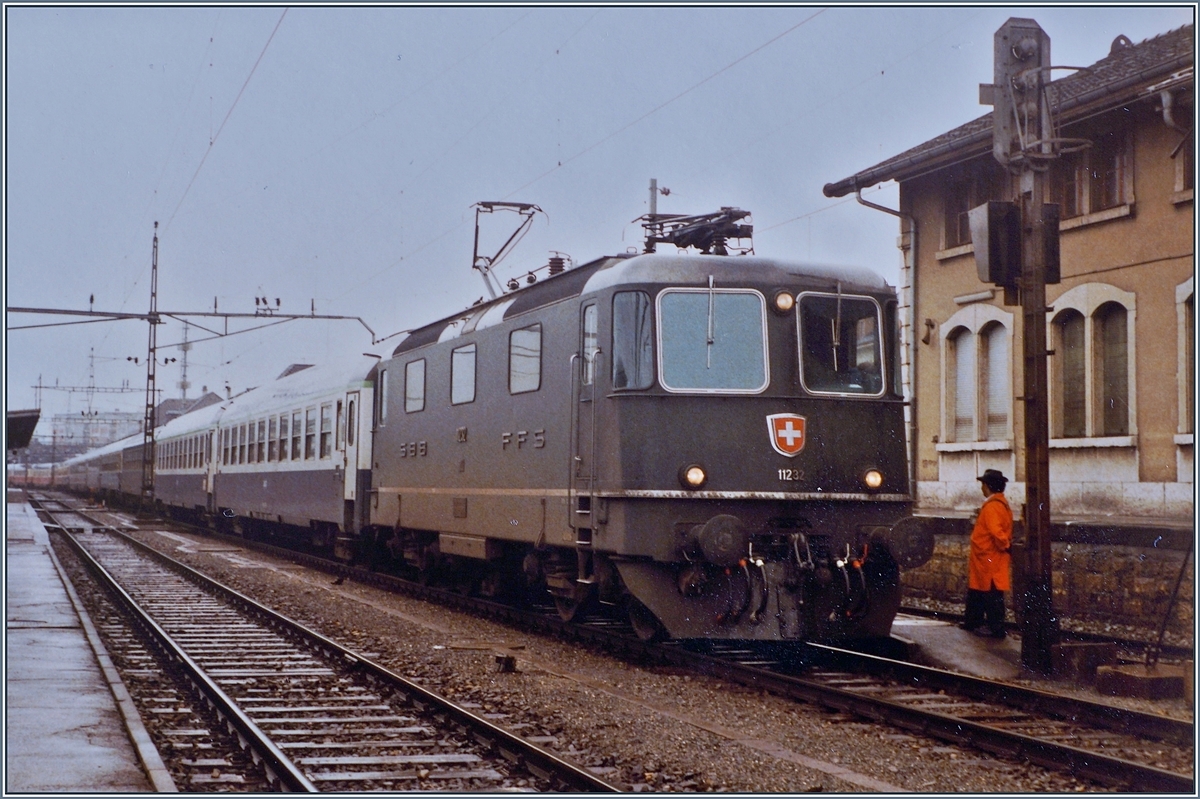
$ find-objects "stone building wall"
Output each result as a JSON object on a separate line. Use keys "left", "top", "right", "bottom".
{"left": 902, "top": 534, "right": 1194, "bottom": 640}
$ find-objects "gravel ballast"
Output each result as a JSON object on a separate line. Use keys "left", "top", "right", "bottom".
{"left": 129, "top": 527, "right": 1177, "bottom": 793}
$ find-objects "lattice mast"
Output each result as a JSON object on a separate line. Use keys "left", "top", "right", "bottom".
{"left": 140, "top": 222, "right": 160, "bottom": 507}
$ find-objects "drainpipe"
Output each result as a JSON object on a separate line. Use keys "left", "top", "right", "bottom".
{"left": 855, "top": 187, "right": 919, "bottom": 507}
{"left": 1160, "top": 89, "right": 1188, "bottom": 133}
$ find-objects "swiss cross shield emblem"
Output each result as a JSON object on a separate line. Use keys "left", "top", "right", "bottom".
{"left": 767, "top": 414, "right": 806, "bottom": 457}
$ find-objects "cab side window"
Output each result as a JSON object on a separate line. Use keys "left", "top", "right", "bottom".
{"left": 509, "top": 325, "right": 541, "bottom": 394}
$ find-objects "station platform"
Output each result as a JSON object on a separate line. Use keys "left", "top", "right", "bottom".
{"left": 5, "top": 493, "right": 171, "bottom": 792}
{"left": 892, "top": 614, "right": 1023, "bottom": 681}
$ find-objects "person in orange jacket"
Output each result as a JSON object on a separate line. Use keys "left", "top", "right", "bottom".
{"left": 961, "top": 469, "right": 1012, "bottom": 638}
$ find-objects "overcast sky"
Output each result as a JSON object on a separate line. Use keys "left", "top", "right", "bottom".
{"left": 5, "top": 4, "right": 1194, "bottom": 443}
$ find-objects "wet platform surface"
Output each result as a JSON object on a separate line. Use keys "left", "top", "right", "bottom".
{"left": 892, "top": 614, "right": 1024, "bottom": 681}
{"left": 5, "top": 496, "right": 155, "bottom": 792}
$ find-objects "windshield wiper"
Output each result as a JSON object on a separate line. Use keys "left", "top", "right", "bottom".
{"left": 706, "top": 275, "right": 715, "bottom": 369}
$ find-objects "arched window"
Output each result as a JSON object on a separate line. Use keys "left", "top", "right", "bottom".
{"left": 939, "top": 304, "right": 1013, "bottom": 449}
{"left": 1048, "top": 283, "right": 1136, "bottom": 441}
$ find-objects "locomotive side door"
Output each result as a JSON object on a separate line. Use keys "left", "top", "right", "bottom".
{"left": 569, "top": 302, "right": 600, "bottom": 533}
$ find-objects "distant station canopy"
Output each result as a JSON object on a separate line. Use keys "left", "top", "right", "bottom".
{"left": 7, "top": 409, "right": 41, "bottom": 451}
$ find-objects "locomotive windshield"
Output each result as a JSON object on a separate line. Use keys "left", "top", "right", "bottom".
{"left": 657, "top": 288, "right": 768, "bottom": 392}
{"left": 798, "top": 292, "right": 884, "bottom": 395}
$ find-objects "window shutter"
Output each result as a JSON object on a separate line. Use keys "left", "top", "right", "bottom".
{"left": 1060, "top": 312, "right": 1086, "bottom": 437}
{"left": 953, "top": 330, "right": 976, "bottom": 442}
{"left": 1097, "top": 303, "right": 1128, "bottom": 436}
{"left": 983, "top": 325, "right": 1009, "bottom": 440}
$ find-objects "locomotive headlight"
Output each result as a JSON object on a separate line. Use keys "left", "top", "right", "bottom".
{"left": 863, "top": 469, "right": 884, "bottom": 490}
{"left": 680, "top": 464, "right": 708, "bottom": 490}
{"left": 772, "top": 291, "right": 796, "bottom": 314}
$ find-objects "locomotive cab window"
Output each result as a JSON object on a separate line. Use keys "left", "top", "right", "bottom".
{"left": 582, "top": 305, "right": 599, "bottom": 386}
{"left": 451, "top": 343, "right": 476, "bottom": 405}
{"left": 797, "top": 292, "right": 885, "bottom": 395}
{"left": 656, "top": 287, "right": 768, "bottom": 393}
{"left": 509, "top": 324, "right": 541, "bottom": 394}
{"left": 405, "top": 360, "right": 425, "bottom": 412}
{"left": 612, "top": 291, "right": 653, "bottom": 390}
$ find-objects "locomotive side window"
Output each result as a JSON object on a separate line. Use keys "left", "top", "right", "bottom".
{"left": 347, "top": 400, "right": 356, "bottom": 446}
{"left": 257, "top": 420, "right": 266, "bottom": 462}
{"left": 291, "top": 411, "right": 302, "bottom": 460}
{"left": 405, "top": 360, "right": 425, "bottom": 412}
{"left": 221, "top": 428, "right": 228, "bottom": 465}
{"left": 379, "top": 369, "right": 388, "bottom": 424}
{"left": 657, "top": 288, "right": 768, "bottom": 392}
{"left": 269, "top": 417, "right": 278, "bottom": 462}
{"left": 797, "top": 292, "right": 885, "bottom": 395}
{"left": 239, "top": 424, "right": 247, "bottom": 464}
{"left": 582, "top": 305, "right": 598, "bottom": 385}
{"left": 305, "top": 407, "right": 317, "bottom": 459}
{"left": 320, "top": 403, "right": 333, "bottom": 458}
{"left": 612, "top": 291, "right": 653, "bottom": 390}
{"left": 248, "top": 422, "right": 258, "bottom": 464}
{"left": 451, "top": 343, "right": 476, "bottom": 405}
{"left": 509, "top": 325, "right": 541, "bottom": 394}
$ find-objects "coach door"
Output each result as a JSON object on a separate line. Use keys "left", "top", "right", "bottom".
{"left": 342, "top": 392, "right": 360, "bottom": 502}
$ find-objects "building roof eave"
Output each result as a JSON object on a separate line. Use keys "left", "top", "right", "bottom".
{"left": 823, "top": 30, "right": 1194, "bottom": 199}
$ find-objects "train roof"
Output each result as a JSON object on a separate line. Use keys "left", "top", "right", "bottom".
{"left": 392, "top": 252, "right": 891, "bottom": 356}
{"left": 214, "top": 355, "right": 377, "bottom": 425}
{"left": 60, "top": 430, "right": 144, "bottom": 466}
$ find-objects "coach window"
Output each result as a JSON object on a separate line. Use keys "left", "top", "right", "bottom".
{"left": 269, "top": 417, "right": 278, "bottom": 461}
{"left": 291, "top": 411, "right": 302, "bottom": 460}
{"left": 320, "top": 403, "right": 333, "bottom": 458}
{"left": 452, "top": 343, "right": 477, "bottom": 405}
{"left": 249, "top": 422, "right": 258, "bottom": 464}
{"left": 658, "top": 288, "right": 768, "bottom": 392}
{"left": 347, "top": 399, "right": 357, "bottom": 446}
{"left": 278, "top": 414, "right": 289, "bottom": 461}
{"left": 256, "top": 420, "right": 266, "bottom": 462}
{"left": 612, "top": 291, "right": 653, "bottom": 390}
{"left": 305, "top": 407, "right": 317, "bottom": 459}
{"left": 336, "top": 400, "right": 345, "bottom": 451}
{"left": 221, "top": 428, "right": 229, "bottom": 465}
{"left": 238, "top": 424, "right": 247, "bottom": 464}
{"left": 510, "top": 325, "right": 542, "bottom": 394}
{"left": 797, "top": 292, "right": 884, "bottom": 395}
{"left": 405, "top": 360, "right": 425, "bottom": 412}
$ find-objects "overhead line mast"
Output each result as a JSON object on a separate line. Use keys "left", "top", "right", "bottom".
{"left": 141, "top": 222, "right": 160, "bottom": 507}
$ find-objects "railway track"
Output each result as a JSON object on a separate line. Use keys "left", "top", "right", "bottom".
{"left": 38, "top": 492, "right": 1195, "bottom": 792}
{"left": 31, "top": 495, "right": 617, "bottom": 792}
{"left": 898, "top": 604, "right": 1195, "bottom": 662}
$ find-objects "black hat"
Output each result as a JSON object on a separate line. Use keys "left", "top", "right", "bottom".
{"left": 977, "top": 469, "right": 1008, "bottom": 492}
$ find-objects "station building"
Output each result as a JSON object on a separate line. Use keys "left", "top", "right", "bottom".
{"left": 825, "top": 22, "right": 1195, "bottom": 632}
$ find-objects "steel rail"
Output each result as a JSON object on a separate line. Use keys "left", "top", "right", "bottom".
{"left": 93, "top": 525, "right": 620, "bottom": 794}
{"left": 804, "top": 641, "right": 1194, "bottom": 746}
{"left": 55, "top": 494, "right": 1192, "bottom": 792}
{"left": 53, "top": 526, "right": 317, "bottom": 792}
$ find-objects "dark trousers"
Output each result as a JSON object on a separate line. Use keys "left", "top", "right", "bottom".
{"left": 964, "top": 588, "right": 1006, "bottom": 631}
